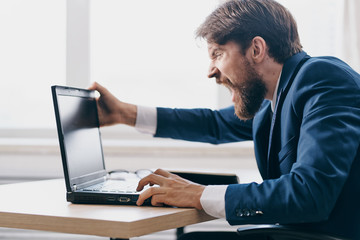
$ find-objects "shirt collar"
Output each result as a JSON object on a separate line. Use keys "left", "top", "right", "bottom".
{"left": 271, "top": 70, "right": 282, "bottom": 112}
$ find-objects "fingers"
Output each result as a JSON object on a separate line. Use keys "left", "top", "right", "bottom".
{"left": 88, "top": 82, "right": 109, "bottom": 96}
{"left": 150, "top": 194, "right": 166, "bottom": 207}
{"left": 135, "top": 169, "right": 173, "bottom": 206}
{"left": 135, "top": 169, "right": 206, "bottom": 209}
{"left": 136, "top": 169, "right": 173, "bottom": 191}
{"left": 153, "top": 168, "right": 172, "bottom": 178}
{"left": 88, "top": 82, "right": 96, "bottom": 90}
{"left": 88, "top": 81, "right": 100, "bottom": 91}
{"left": 136, "top": 173, "right": 166, "bottom": 191}
{"left": 136, "top": 186, "right": 166, "bottom": 206}
{"left": 154, "top": 169, "right": 193, "bottom": 184}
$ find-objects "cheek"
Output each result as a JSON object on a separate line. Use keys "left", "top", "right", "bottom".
{"left": 216, "top": 57, "right": 232, "bottom": 73}
{"left": 225, "top": 62, "right": 245, "bottom": 83}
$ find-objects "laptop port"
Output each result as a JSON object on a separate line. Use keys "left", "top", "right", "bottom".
{"left": 119, "top": 197, "right": 131, "bottom": 202}
{"left": 107, "top": 197, "right": 116, "bottom": 201}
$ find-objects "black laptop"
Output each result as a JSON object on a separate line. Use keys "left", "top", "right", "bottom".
{"left": 51, "top": 85, "right": 150, "bottom": 205}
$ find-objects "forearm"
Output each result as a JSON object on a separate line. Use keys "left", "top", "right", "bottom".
{"left": 117, "top": 102, "right": 137, "bottom": 127}
{"left": 155, "top": 106, "right": 253, "bottom": 144}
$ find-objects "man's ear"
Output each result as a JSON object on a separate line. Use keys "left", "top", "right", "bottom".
{"left": 250, "top": 36, "right": 267, "bottom": 63}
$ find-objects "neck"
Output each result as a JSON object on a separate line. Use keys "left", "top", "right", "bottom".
{"left": 257, "top": 58, "right": 283, "bottom": 100}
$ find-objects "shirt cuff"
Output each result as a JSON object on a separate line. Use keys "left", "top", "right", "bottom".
{"left": 200, "top": 185, "right": 228, "bottom": 219}
{"left": 135, "top": 105, "right": 157, "bottom": 135}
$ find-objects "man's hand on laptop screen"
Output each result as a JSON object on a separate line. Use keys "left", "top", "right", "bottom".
{"left": 136, "top": 168, "right": 206, "bottom": 209}
{"left": 88, "top": 82, "right": 138, "bottom": 127}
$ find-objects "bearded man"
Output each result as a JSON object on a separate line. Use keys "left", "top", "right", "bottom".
{"left": 89, "top": 0, "right": 360, "bottom": 239}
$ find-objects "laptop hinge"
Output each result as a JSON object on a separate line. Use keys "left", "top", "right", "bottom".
{"left": 71, "top": 176, "right": 106, "bottom": 191}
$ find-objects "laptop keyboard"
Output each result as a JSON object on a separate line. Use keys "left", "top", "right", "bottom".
{"left": 82, "top": 180, "right": 139, "bottom": 193}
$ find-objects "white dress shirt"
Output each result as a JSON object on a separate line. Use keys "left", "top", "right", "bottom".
{"left": 134, "top": 73, "right": 281, "bottom": 219}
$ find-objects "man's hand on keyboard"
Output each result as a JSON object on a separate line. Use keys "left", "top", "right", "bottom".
{"left": 136, "top": 168, "right": 205, "bottom": 210}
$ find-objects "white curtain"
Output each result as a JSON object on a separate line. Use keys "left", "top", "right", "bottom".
{"left": 342, "top": 0, "right": 360, "bottom": 72}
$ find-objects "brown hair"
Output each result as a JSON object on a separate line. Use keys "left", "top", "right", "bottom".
{"left": 196, "top": 0, "right": 302, "bottom": 63}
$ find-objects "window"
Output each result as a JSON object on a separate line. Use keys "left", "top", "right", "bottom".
{"left": 89, "top": 0, "right": 346, "bottom": 111}
{"left": 0, "top": 0, "right": 349, "bottom": 133}
{"left": 0, "top": 0, "right": 65, "bottom": 129}
{"left": 278, "top": 0, "right": 344, "bottom": 58}
{"left": 90, "top": 0, "right": 220, "bottom": 109}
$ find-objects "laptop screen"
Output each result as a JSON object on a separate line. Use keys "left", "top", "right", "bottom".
{"left": 53, "top": 86, "right": 106, "bottom": 186}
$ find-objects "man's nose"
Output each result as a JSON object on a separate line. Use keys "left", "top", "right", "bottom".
{"left": 207, "top": 65, "right": 219, "bottom": 79}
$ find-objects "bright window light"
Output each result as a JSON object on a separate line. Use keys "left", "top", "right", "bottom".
{"left": 0, "top": 0, "right": 66, "bottom": 129}
{"left": 0, "top": 0, "right": 346, "bottom": 131}
{"left": 90, "top": 0, "right": 220, "bottom": 108}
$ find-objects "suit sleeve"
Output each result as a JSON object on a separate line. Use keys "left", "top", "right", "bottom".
{"left": 224, "top": 59, "right": 360, "bottom": 225}
{"left": 154, "top": 106, "right": 253, "bottom": 144}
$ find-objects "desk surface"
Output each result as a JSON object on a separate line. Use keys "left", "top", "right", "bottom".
{"left": 0, "top": 179, "right": 215, "bottom": 239}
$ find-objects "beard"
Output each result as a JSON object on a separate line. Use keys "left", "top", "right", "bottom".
{"left": 232, "top": 61, "right": 267, "bottom": 120}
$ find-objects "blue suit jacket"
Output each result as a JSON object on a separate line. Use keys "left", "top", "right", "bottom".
{"left": 154, "top": 52, "right": 360, "bottom": 239}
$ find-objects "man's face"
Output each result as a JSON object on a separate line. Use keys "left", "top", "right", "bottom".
{"left": 207, "top": 41, "right": 267, "bottom": 120}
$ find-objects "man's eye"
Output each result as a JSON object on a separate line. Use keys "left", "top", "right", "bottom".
{"left": 212, "top": 51, "right": 222, "bottom": 59}
{"left": 226, "top": 79, "right": 234, "bottom": 87}
{"left": 215, "top": 52, "right": 222, "bottom": 58}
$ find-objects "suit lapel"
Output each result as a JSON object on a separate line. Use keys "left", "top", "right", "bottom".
{"left": 267, "top": 89, "right": 283, "bottom": 178}
{"left": 265, "top": 52, "right": 310, "bottom": 179}
{"left": 253, "top": 102, "right": 272, "bottom": 179}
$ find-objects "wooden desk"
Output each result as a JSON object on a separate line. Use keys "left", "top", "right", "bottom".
{"left": 0, "top": 179, "right": 215, "bottom": 239}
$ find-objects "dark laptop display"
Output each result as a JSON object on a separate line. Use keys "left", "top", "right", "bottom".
{"left": 52, "top": 85, "right": 149, "bottom": 205}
